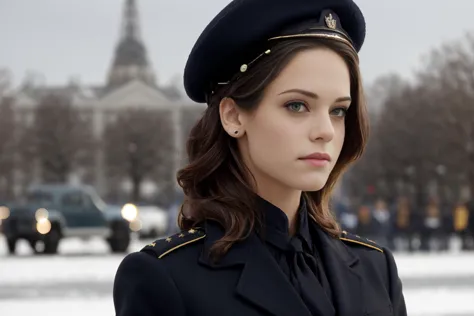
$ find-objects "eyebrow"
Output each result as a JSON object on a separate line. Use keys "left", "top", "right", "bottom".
{"left": 278, "top": 88, "right": 352, "bottom": 103}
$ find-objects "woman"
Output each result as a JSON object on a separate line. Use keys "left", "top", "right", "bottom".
{"left": 113, "top": 0, "right": 407, "bottom": 315}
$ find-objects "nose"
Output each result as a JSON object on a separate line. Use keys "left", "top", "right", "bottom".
{"left": 309, "top": 111, "right": 335, "bottom": 142}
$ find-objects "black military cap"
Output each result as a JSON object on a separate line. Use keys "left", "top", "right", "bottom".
{"left": 183, "top": 0, "right": 366, "bottom": 104}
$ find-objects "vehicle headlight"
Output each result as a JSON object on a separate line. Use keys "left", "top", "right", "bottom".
{"left": 36, "top": 218, "right": 52, "bottom": 235}
{"left": 121, "top": 203, "right": 138, "bottom": 222}
{"left": 35, "top": 208, "right": 49, "bottom": 221}
{"left": 0, "top": 206, "right": 10, "bottom": 220}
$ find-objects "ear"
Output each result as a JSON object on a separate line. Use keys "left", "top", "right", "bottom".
{"left": 219, "top": 97, "right": 245, "bottom": 137}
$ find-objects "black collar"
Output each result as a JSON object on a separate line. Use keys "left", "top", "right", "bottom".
{"left": 257, "top": 195, "right": 312, "bottom": 252}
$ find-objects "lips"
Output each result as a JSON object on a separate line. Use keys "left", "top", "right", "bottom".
{"left": 299, "top": 152, "right": 331, "bottom": 161}
{"left": 298, "top": 152, "right": 331, "bottom": 167}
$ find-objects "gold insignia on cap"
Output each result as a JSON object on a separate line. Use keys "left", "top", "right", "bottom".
{"left": 325, "top": 13, "right": 337, "bottom": 29}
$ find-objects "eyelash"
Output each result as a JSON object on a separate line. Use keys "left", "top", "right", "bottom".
{"left": 331, "top": 107, "right": 349, "bottom": 117}
{"left": 284, "top": 101, "right": 308, "bottom": 113}
{"left": 284, "top": 101, "right": 349, "bottom": 117}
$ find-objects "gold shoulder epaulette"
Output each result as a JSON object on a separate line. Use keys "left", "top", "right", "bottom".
{"left": 339, "top": 231, "right": 383, "bottom": 253}
{"left": 141, "top": 227, "right": 206, "bottom": 259}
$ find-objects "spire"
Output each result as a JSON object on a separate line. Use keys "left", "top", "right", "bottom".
{"left": 121, "top": 0, "right": 141, "bottom": 41}
{"left": 106, "top": 0, "right": 156, "bottom": 89}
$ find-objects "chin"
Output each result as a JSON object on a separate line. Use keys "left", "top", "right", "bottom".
{"left": 287, "top": 176, "right": 329, "bottom": 192}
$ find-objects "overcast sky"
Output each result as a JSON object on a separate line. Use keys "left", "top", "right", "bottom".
{"left": 1, "top": 0, "right": 474, "bottom": 88}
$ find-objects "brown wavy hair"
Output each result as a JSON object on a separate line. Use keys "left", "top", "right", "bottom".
{"left": 177, "top": 38, "right": 369, "bottom": 259}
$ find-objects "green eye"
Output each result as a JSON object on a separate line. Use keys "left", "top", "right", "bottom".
{"left": 331, "top": 107, "right": 348, "bottom": 117}
{"left": 285, "top": 101, "right": 307, "bottom": 113}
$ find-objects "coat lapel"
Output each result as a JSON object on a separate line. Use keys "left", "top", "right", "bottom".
{"left": 314, "top": 225, "right": 364, "bottom": 316}
{"left": 199, "top": 221, "right": 311, "bottom": 316}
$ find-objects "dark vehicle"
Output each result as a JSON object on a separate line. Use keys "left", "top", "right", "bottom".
{"left": 2, "top": 184, "right": 133, "bottom": 255}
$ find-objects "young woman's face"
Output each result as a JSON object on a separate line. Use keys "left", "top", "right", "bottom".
{"left": 238, "top": 48, "right": 351, "bottom": 193}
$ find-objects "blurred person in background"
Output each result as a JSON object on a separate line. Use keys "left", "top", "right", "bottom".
{"left": 439, "top": 198, "right": 452, "bottom": 251}
{"left": 355, "top": 204, "right": 377, "bottom": 240}
{"left": 371, "top": 198, "right": 394, "bottom": 250}
{"left": 335, "top": 200, "right": 358, "bottom": 232}
{"left": 420, "top": 197, "right": 444, "bottom": 252}
{"left": 113, "top": 0, "right": 406, "bottom": 315}
{"left": 453, "top": 199, "right": 473, "bottom": 250}
{"left": 393, "top": 196, "right": 415, "bottom": 252}
{"left": 467, "top": 199, "right": 474, "bottom": 250}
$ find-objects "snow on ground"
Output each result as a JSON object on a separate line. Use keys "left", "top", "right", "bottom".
{"left": 394, "top": 252, "right": 474, "bottom": 278}
{"left": 0, "top": 237, "right": 144, "bottom": 284}
{"left": 405, "top": 288, "right": 474, "bottom": 315}
{"left": 1, "top": 236, "right": 474, "bottom": 316}
{"left": 0, "top": 298, "right": 114, "bottom": 316}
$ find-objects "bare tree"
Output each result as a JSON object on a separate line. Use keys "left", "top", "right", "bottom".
{"left": 19, "top": 70, "right": 46, "bottom": 92}
{"left": 378, "top": 85, "right": 440, "bottom": 206}
{"left": 346, "top": 32, "right": 474, "bottom": 206}
{"left": 21, "top": 94, "right": 94, "bottom": 183}
{"left": 0, "top": 70, "right": 15, "bottom": 199}
{"left": 347, "top": 78, "right": 440, "bottom": 206}
{"left": 365, "top": 73, "right": 406, "bottom": 117}
{"left": 416, "top": 33, "right": 474, "bottom": 197}
{"left": 103, "top": 109, "right": 174, "bottom": 203}
{"left": 0, "top": 97, "right": 16, "bottom": 199}
{"left": 0, "top": 68, "right": 12, "bottom": 97}
{"left": 346, "top": 76, "right": 413, "bottom": 202}
{"left": 180, "top": 106, "right": 205, "bottom": 153}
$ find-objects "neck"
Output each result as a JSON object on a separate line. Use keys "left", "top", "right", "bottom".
{"left": 240, "top": 144, "right": 302, "bottom": 235}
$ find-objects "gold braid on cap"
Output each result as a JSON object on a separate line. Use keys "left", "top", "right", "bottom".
{"left": 268, "top": 14, "right": 357, "bottom": 54}
{"left": 216, "top": 49, "right": 272, "bottom": 86}
{"left": 268, "top": 33, "right": 356, "bottom": 53}
{"left": 213, "top": 13, "right": 356, "bottom": 91}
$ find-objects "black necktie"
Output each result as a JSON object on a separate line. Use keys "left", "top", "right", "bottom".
{"left": 287, "top": 237, "right": 335, "bottom": 316}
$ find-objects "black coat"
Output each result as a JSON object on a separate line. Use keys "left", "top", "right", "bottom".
{"left": 113, "top": 221, "right": 406, "bottom": 316}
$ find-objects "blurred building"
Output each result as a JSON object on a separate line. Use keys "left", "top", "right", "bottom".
{"left": 8, "top": 0, "right": 205, "bottom": 199}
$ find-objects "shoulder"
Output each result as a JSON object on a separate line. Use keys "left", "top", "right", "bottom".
{"left": 113, "top": 251, "right": 186, "bottom": 315}
{"left": 115, "top": 227, "right": 206, "bottom": 279}
{"left": 140, "top": 227, "right": 206, "bottom": 259}
{"left": 339, "top": 230, "right": 384, "bottom": 253}
{"left": 338, "top": 231, "right": 407, "bottom": 314}
{"left": 338, "top": 231, "right": 388, "bottom": 279}
{"left": 113, "top": 227, "right": 205, "bottom": 316}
